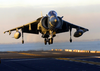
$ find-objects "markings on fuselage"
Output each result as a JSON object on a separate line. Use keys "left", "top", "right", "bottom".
{"left": 7, "top": 51, "right": 42, "bottom": 56}
{"left": 56, "top": 58, "right": 100, "bottom": 66}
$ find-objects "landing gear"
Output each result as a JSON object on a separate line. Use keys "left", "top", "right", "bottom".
{"left": 44, "top": 38, "right": 53, "bottom": 45}
{"left": 70, "top": 26, "right": 72, "bottom": 43}
{"left": 22, "top": 29, "right": 24, "bottom": 44}
{"left": 70, "top": 39, "right": 72, "bottom": 42}
{"left": 43, "top": 30, "right": 55, "bottom": 45}
{"left": 48, "top": 38, "right": 53, "bottom": 44}
{"left": 22, "top": 40, "right": 24, "bottom": 44}
{"left": 44, "top": 38, "right": 47, "bottom": 45}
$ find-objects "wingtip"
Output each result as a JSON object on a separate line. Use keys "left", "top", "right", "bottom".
{"left": 85, "top": 29, "right": 89, "bottom": 31}
{"left": 4, "top": 32, "right": 6, "bottom": 34}
{"left": 87, "top": 29, "right": 89, "bottom": 31}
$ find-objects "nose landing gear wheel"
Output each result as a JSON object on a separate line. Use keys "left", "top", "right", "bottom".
{"left": 48, "top": 38, "right": 53, "bottom": 44}
{"left": 44, "top": 38, "right": 53, "bottom": 45}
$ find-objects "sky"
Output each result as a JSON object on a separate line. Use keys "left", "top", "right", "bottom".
{"left": 0, "top": 0, "right": 100, "bottom": 44}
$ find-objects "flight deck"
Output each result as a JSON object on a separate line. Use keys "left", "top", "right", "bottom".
{"left": 0, "top": 50, "right": 100, "bottom": 71}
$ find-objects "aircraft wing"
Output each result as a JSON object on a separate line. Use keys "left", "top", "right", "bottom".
{"left": 4, "top": 17, "right": 42, "bottom": 34}
{"left": 56, "top": 20, "right": 89, "bottom": 33}
{"left": 64, "top": 20, "right": 89, "bottom": 31}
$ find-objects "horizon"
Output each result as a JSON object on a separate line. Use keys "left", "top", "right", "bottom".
{"left": 0, "top": 39, "right": 100, "bottom": 45}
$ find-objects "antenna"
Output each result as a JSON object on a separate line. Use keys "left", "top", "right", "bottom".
{"left": 41, "top": 12, "right": 43, "bottom": 17}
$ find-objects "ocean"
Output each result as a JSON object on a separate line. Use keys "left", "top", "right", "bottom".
{"left": 0, "top": 41, "right": 100, "bottom": 51}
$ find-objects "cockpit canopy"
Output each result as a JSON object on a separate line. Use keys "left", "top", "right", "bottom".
{"left": 48, "top": 10, "right": 57, "bottom": 17}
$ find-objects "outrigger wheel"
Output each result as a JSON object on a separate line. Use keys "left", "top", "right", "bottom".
{"left": 22, "top": 40, "right": 24, "bottom": 44}
{"left": 70, "top": 38, "right": 72, "bottom": 42}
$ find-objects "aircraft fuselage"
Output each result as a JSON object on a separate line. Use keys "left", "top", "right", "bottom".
{"left": 37, "top": 10, "right": 63, "bottom": 39}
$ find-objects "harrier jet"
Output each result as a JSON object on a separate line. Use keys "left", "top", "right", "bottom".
{"left": 4, "top": 10, "right": 89, "bottom": 45}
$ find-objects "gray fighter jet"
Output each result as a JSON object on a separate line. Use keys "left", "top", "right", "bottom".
{"left": 4, "top": 10, "right": 89, "bottom": 45}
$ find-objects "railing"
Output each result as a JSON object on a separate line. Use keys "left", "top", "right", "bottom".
{"left": 51, "top": 49, "right": 100, "bottom": 53}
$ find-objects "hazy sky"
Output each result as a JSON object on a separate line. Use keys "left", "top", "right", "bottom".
{"left": 0, "top": 0, "right": 100, "bottom": 44}
{"left": 0, "top": 0, "right": 100, "bottom": 7}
